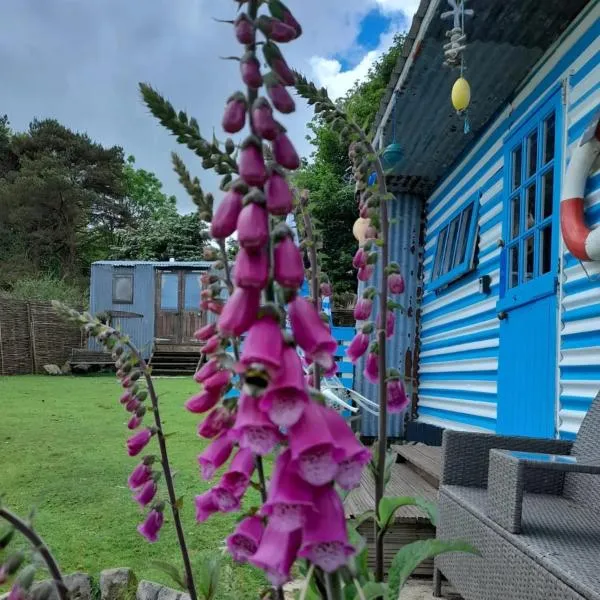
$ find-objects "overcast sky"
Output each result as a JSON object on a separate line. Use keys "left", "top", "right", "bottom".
{"left": 0, "top": 0, "right": 418, "bottom": 212}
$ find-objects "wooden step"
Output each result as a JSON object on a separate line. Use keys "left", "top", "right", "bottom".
{"left": 392, "top": 443, "right": 441, "bottom": 488}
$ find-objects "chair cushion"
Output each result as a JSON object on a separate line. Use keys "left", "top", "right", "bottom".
{"left": 443, "top": 485, "right": 600, "bottom": 599}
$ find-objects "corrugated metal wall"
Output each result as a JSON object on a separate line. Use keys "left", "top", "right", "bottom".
{"left": 89, "top": 263, "right": 156, "bottom": 359}
{"left": 354, "top": 193, "right": 424, "bottom": 438}
{"left": 416, "top": 8, "right": 599, "bottom": 434}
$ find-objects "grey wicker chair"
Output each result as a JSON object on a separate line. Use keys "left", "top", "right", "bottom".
{"left": 434, "top": 391, "right": 600, "bottom": 600}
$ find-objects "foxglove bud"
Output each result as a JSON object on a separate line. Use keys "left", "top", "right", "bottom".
{"left": 268, "top": 0, "right": 302, "bottom": 38}
{"left": 210, "top": 181, "right": 246, "bottom": 239}
{"left": 320, "top": 282, "right": 332, "bottom": 297}
{"left": 264, "top": 169, "right": 293, "bottom": 215}
{"left": 274, "top": 236, "right": 304, "bottom": 289}
{"left": 239, "top": 137, "right": 267, "bottom": 186}
{"left": 263, "top": 42, "right": 295, "bottom": 86}
{"left": 240, "top": 52, "right": 263, "bottom": 89}
{"left": 256, "top": 15, "right": 296, "bottom": 43}
{"left": 222, "top": 92, "right": 247, "bottom": 134}
{"left": 272, "top": 130, "right": 299, "bottom": 170}
{"left": 252, "top": 97, "right": 279, "bottom": 140}
{"left": 388, "top": 273, "right": 405, "bottom": 294}
{"left": 237, "top": 201, "right": 269, "bottom": 251}
{"left": 234, "top": 247, "right": 269, "bottom": 289}
{"left": 234, "top": 13, "right": 254, "bottom": 44}
{"left": 265, "top": 74, "right": 295, "bottom": 114}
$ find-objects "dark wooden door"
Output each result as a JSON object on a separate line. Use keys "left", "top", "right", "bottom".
{"left": 155, "top": 270, "right": 205, "bottom": 344}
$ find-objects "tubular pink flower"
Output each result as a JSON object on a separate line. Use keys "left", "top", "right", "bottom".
{"left": 320, "top": 282, "right": 332, "bottom": 297}
{"left": 249, "top": 524, "right": 301, "bottom": 587}
{"left": 388, "top": 273, "right": 405, "bottom": 294}
{"left": 222, "top": 92, "right": 247, "bottom": 134}
{"left": 221, "top": 447, "right": 255, "bottom": 496}
{"left": 234, "top": 247, "right": 268, "bottom": 289}
{"left": 120, "top": 391, "right": 132, "bottom": 405}
{"left": 304, "top": 373, "right": 313, "bottom": 387}
{"left": 211, "top": 485, "right": 241, "bottom": 513}
{"left": 266, "top": 79, "right": 295, "bottom": 114}
{"left": 347, "top": 332, "right": 369, "bottom": 364}
{"left": 227, "top": 516, "right": 264, "bottom": 563}
{"left": 272, "top": 131, "right": 300, "bottom": 170}
{"left": 256, "top": 15, "right": 296, "bottom": 43}
{"left": 137, "top": 508, "right": 164, "bottom": 543}
{"left": 194, "top": 323, "right": 216, "bottom": 342}
{"left": 288, "top": 297, "right": 336, "bottom": 370}
{"left": 229, "top": 394, "right": 283, "bottom": 456}
{"left": 210, "top": 185, "right": 244, "bottom": 239}
{"left": 127, "top": 414, "right": 143, "bottom": 430}
{"left": 240, "top": 52, "right": 262, "bottom": 89}
{"left": 387, "top": 379, "right": 410, "bottom": 414}
{"left": 7, "top": 584, "right": 26, "bottom": 600}
{"left": 127, "top": 428, "right": 153, "bottom": 457}
{"left": 271, "top": 57, "right": 295, "bottom": 86}
{"left": 259, "top": 345, "right": 309, "bottom": 427}
{"left": 198, "top": 435, "right": 234, "bottom": 480}
{"left": 240, "top": 316, "right": 283, "bottom": 375}
{"left": 234, "top": 13, "right": 254, "bottom": 44}
{"left": 128, "top": 462, "right": 153, "bottom": 490}
{"left": 364, "top": 352, "right": 379, "bottom": 384}
{"left": 278, "top": 2, "right": 302, "bottom": 38}
{"left": 185, "top": 390, "right": 220, "bottom": 414}
{"left": 352, "top": 248, "right": 367, "bottom": 269}
{"left": 218, "top": 287, "right": 260, "bottom": 337}
{"left": 357, "top": 265, "right": 374, "bottom": 281}
{"left": 239, "top": 139, "right": 267, "bottom": 187}
{"left": 125, "top": 397, "right": 141, "bottom": 413}
{"left": 198, "top": 406, "right": 236, "bottom": 439}
{"left": 195, "top": 491, "right": 218, "bottom": 523}
{"left": 194, "top": 358, "right": 219, "bottom": 383}
{"left": 265, "top": 171, "right": 293, "bottom": 215}
{"left": 202, "top": 335, "right": 222, "bottom": 355}
{"left": 252, "top": 97, "right": 279, "bottom": 141}
{"left": 203, "top": 369, "right": 231, "bottom": 394}
{"left": 289, "top": 403, "right": 343, "bottom": 486}
{"left": 298, "top": 485, "right": 354, "bottom": 572}
{"left": 261, "top": 449, "right": 316, "bottom": 532}
{"left": 133, "top": 480, "right": 157, "bottom": 507}
{"left": 377, "top": 311, "right": 395, "bottom": 339}
{"left": 237, "top": 202, "right": 269, "bottom": 251}
{"left": 322, "top": 408, "right": 371, "bottom": 490}
{"left": 274, "top": 237, "right": 304, "bottom": 289}
{"left": 353, "top": 298, "right": 373, "bottom": 321}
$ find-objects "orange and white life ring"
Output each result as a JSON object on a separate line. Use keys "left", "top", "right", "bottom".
{"left": 560, "top": 113, "right": 600, "bottom": 261}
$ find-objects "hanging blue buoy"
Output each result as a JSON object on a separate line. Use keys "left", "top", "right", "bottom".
{"left": 368, "top": 172, "right": 377, "bottom": 186}
{"left": 382, "top": 142, "right": 403, "bottom": 171}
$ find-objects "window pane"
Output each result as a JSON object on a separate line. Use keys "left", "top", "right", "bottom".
{"left": 510, "top": 195, "right": 520, "bottom": 239}
{"left": 542, "top": 169, "right": 554, "bottom": 219}
{"left": 113, "top": 275, "right": 133, "bottom": 303}
{"left": 543, "top": 114, "right": 555, "bottom": 164}
{"left": 433, "top": 228, "right": 447, "bottom": 279}
{"left": 524, "top": 235, "right": 535, "bottom": 283}
{"left": 540, "top": 226, "right": 552, "bottom": 275}
{"left": 184, "top": 273, "right": 202, "bottom": 310}
{"left": 442, "top": 216, "right": 460, "bottom": 275}
{"left": 454, "top": 205, "right": 474, "bottom": 266}
{"left": 527, "top": 131, "right": 538, "bottom": 178}
{"left": 512, "top": 146, "right": 522, "bottom": 191}
{"left": 526, "top": 184, "right": 536, "bottom": 229}
{"left": 160, "top": 273, "right": 179, "bottom": 310}
{"left": 508, "top": 246, "right": 519, "bottom": 289}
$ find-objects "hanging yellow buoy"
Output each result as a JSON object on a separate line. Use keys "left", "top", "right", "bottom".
{"left": 353, "top": 218, "right": 370, "bottom": 245}
{"left": 451, "top": 77, "right": 471, "bottom": 112}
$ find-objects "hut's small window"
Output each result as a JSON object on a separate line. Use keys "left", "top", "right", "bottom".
{"left": 112, "top": 271, "right": 134, "bottom": 304}
{"left": 430, "top": 194, "right": 479, "bottom": 291}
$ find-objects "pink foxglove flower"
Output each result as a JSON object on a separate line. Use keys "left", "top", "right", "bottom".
{"left": 261, "top": 449, "right": 316, "bottom": 532}
{"left": 7, "top": 584, "right": 26, "bottom": 600}
{"left": 289, "top": 403, "right": 343, "bottom": 486}
{"left": 357, "top": 265, "right": 374, "bottom": 281}
{"left": 185, "top": 390, "right": 220, "bottom": 414}
{"left": 364, "top": 352, "right": 379, "bottom": 384}
{"left": 128, "top": 461, "right": 153, "bottom": 490}
{"left": 218, "top": 287, "right": 260, "bottom": 338}
{"left": 198, "top": 435, "right": 234, "bottom": 480}
{"left": 274, "top": 237, "right": 304, "bottom": 289}
{"left": 221, "top": 448, "right": 255, "bottom": 497}
{"left": 202, "top": 335, "right": 222, "bottom": 355}
{"left": 298, "top": 485, "right": 354, "bottom": 572}
{"left": 127, "top": 428, "right": 153, "bottom": 457}
{"left": 125, "top": 397, "right": 141, "bottom": 413}
{"left": 266, "top": 78, "right": 295, "bottom": 114}
{"left": 377, "top": 310, "right": 395, "bottom": 339}
{"left": 240, "top": 316, "right": 283, "bottom": 376}
{"left": 277, "top": 2, "right": 302, "bottom": 38}
{"left": 133, "top": 480, "right": 157, "bottom": 507}
{"left": 221, "top": 92, "right": 247, "bottom": 133}
{"left": 211, "top": 485, "right": 241, "bottom": 513}
{"left": 239, "top": 138, "right": 267, "bottom": 187}
{"left": 198, "top": 406, "right": 235, "bottom": 439}
{"left": 237, "top": 202, "right": 269, "bottom": 250}
{"left": 234, "top": 13, "right": 254, "bottom": 44}
{"left": 352, "top": 247, "right": 367, "bottom": 269}
{"left": 227, "top": 516, "right": 264, "bottom": 563}
{"left": 347, "top": 332, "right": 370, "bottom": 364}
{"left": 137, "top": 508, "right": 164, "bottom": 543}
{"left": 127, "top": 414, "right": 143, "bottom": 430}
{"left": 234, "top": 247, "right": 268, "bottom": 289}
{"left": 388, "top": 272, "right": 405, "bottom": 294}
{"left": 256, "top": 15, "right": 296, "bottom": 43}
{"left": 194, "top": 358, "right": 219, "bottom": 383}
{"left": 249, "top": 524, "right": 301, "bottom": 587}
{"left": 240, "top": 52, "right": 262, "bottom": 89}
{"left": 229, "top": 394, "right": 282, "bottom": 456}
{"left": 210, "top": 184, "right": 244, "bottom": 239}
{"left": 353, "top": 298, "right": 372, "bottom": 321}
{"left": 203, "top": 369, "right": 231, "bottom": 394}
{"left": 259, "top": 345, "right": 309, "bottom": 427}
{"left": 195, "top": 491, "right": 218, "bottom": 523}
{"left": 194, "top": 323, "right": 216, "bottom": 342}
{"left": 120, "top": 391, "right": 132, "bottom": 405}
{"left": 252, "top": 97, "right": 279, "bottom": 141}
{"left": 269, "top": 55, "right": 295, "bottom": 86}
{"left": 322, "top": 408, "right": 371, "bottom": 490}
{"left": 265, "top": 171, "right": 293, "bottom": 215}
{"left": 387, "top": 378, "right": 410, "bottom": 414}
{"left": 272, "top": 131, "right": 300, "bottom": 170}
{"left": 320, "top": 282, "right": 332, "bottom": 297}
{"left": 288, "top": 297, "right": 337, "bottom": 370}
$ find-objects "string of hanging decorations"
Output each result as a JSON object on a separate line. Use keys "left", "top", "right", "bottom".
{"left": 441, "top": 0, "right": 474, "bottom": 134}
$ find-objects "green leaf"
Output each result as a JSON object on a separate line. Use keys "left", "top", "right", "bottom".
{"left": 386, "top": 539, "right": 479, "bottom": 599}
{"left": 195, "top": 555, "right": 222, "bottom": 600}
{"left": 174, "top": 496, "right": 184, "bottom": 510}
{"left": 353, "top": 509, "right": 376, "bottom": 529}
{"left": 346, "top": 526, "right": 369, "bottom": 580}
{"left": 151, "top": 561, "right": 187, "bottom": 591}
{"left": 374, "top": 239, "right": 384, "bottom": 247}
{"left": 359, "top": 582, "right": 388, "bottom": 600}
{"left": 378, "top": 496, "right": 439, "bottom": 534}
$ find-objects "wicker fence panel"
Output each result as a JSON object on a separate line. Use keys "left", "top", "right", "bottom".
{"left": 0, "top": 298, "right": 83, "bottom": 375}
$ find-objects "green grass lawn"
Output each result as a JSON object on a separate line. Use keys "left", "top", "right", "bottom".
{"left": 0, "top": 375, "right": 267, "bottom": 598}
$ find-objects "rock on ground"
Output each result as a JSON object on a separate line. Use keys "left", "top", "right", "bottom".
{"left": 100, "top": 568, "right": 138, "bottom": 600}
{"left": 136, "top": 581, "right": 189, "bottom": 600}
